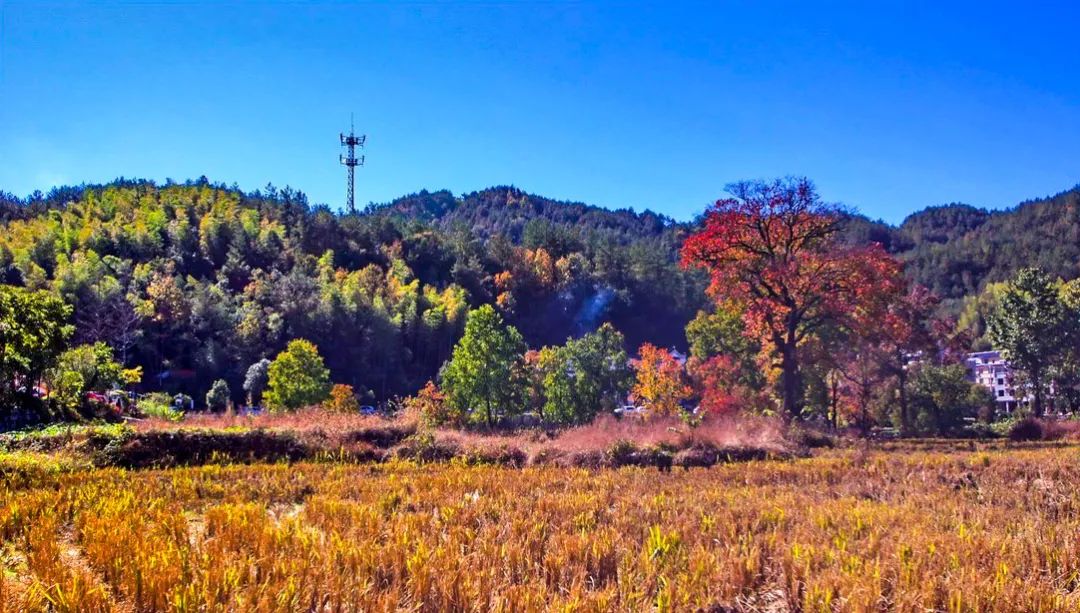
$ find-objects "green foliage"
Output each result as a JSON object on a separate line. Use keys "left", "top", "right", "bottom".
{"left": 956, "top": 281, "right": 1008, "bottom": 349}
{"left": 909, "top": 363, "right": 994, "bottom": 434}
{"left": 205, "top": 379, "right": 230, "bottom": 412}
{"left": 265, "top": 339, "right": 332, "bottom": 411}
{"left": 0, "top": 284, "right": 72, "bottom": 410}
{"left": 136, "top": 392, "right": 184, "bottom": 422}
{"left": 685, "top": 303, "right": 755, "bottom": 361}
{"left": 49, "top": 342, "right": 124, "bottom": 392}
{"left": 684, "top": 302, "right": 765, "bottom": 397}
{"left": 45, "top": 342, "right": 127, "bottom": 417}
{"left": 988, "top": 268, "right": 1074, "bottom": 416}
{"left": 51, "top": 371, "right": 85, "bottom": 416}
{"left": 0, "top": 181, "right": 705, "bottom": 411}
{"left": 441, "top": 305, "right": 526, "bottom": 426}
{"left": 537, "top": 323, "right": 632, "bottom": 424}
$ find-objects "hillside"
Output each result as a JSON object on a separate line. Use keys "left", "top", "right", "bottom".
{"left": 371, "top": 186, "right": 675, "bottom": 245}
{"left": 0, "top": 179, "right": 706, "bottom": 405}
{"left": 842, "top": 185, "right": 1080, "bottom": 303}
{"left": 3, "top": 176, "right": 1080, "bottom": 405}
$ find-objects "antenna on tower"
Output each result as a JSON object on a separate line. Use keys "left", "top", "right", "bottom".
{"left": 339, "top": 115, "right": 366, "bottom": 214}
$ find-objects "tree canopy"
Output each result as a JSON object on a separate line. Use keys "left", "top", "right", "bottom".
{"left": 265, "top": 339, "right": 332, "bottom": 411}
{"left": 682, "top": 177, "right": 904, "bottom": 418}
{"left": 441, "top": 305, "right": 526, "bottom": 426}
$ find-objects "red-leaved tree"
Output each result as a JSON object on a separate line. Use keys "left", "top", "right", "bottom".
{"left": 687, "top": 354, "right": 772, "bottom": 416}
{"left": 681, "top": 177, "right": 904, "bottom": 418}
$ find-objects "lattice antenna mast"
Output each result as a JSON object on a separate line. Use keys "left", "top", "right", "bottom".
{"left": 339, "top": 115, "right": 366, "bottom": 214}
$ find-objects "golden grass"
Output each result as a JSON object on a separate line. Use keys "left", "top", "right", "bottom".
{"left": 4, "top": 445, "right": 1080, "bottom": 611}
{"left": 133, "top": 406, "right": 413, "bottom": 434}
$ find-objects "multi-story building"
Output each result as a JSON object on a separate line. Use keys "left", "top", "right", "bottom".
{"left": 965, "top": 351, "right": 1026, "bottom": 413}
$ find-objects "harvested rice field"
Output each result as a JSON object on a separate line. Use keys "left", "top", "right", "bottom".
{"left": 4, "top": 444, "right": 1080, "bottom": 611}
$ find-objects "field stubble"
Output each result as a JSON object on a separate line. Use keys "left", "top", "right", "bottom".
{"left": 3, "top": 444, "right": 1080, "bottom": 611}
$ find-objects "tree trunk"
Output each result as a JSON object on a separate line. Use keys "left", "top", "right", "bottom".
{"left": 780, "top": 342, "right": 802, "bottom": 419}
{"left": 828, "top": 375, "right": 839, "bottom": 429}
{"left": 1033, "top": 374, "right": 1044, "bottom": 417}
{"left": 897, "top": 365, "right": 909, "bottom": 434}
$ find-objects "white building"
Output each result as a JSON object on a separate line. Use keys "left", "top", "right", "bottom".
{"left": 965, "top": 351, "right": 1027, "bottom": 412}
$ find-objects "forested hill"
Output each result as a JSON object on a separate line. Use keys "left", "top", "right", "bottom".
{"left": 369, "top": 186, "right": 676, "bottom": 245}
{"left": 2, "top": 176, "right": 1079, "bottom": 403}
{"left": 0, "top": 179, "right": 706, "bottom": 404}
{"left": 844, "top": 184, "right": 1080, "bottom": 303}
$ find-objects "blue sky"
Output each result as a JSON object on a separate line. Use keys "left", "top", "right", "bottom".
{"left": 1, "top": 1, "right": 1078, "bottom": 223}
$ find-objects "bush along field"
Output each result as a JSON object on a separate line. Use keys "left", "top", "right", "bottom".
{"left": 0, "top": 412, "right": 798, "bottom": 470}
{"left": 4, "top": 444, "right": 1080, "bottom": 611}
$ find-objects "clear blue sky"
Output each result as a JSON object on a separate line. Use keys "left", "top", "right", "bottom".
{"left": 1, "top": 1, "right": 1078, "bottom": 223}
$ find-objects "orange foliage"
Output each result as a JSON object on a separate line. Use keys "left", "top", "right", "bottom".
{"left": 405, "top": 380, "right": 454, "bottom": 427}
{"left": 630, "top": 343, "right": 692, "bottom": 417}
{"left": 323, "top": 383, "right": 360, "bottom": 414}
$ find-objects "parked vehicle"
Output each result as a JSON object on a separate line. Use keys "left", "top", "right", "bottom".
{"left": 359, "top": 405, "right": 377, "bottom": 416}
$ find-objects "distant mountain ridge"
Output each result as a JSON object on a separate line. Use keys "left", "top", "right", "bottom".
{"left": 368, "top": 186, "right": 679, "bottom": 245}
{"left": 845, "top": 185, "right": 1080, "bottom": 302}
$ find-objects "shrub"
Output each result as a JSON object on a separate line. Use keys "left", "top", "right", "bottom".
{"left": 205, "top": 379, "right": 230, "bottom": 412}
{"left": 392, "top": 432, "right": 460, "bottom": 463}
{"left": 405, "top": 381, "right": 456, "bottom": 427}
{"left": 51, "top": 371, "right": 85, "bottom": 417}
{"left": 462, "top": 444, "right": 528, "bottom": 467}
{"left": 137, "top": 393, "right": 184, "bottom": 422}
{"left": 96, "top": 429, "right": 311, "bottom": 468}
{"left": 673, "top": 444, "right": 719, "bottom": 468}
{"left": 1008, "top": 416, "right": 1044, "bottom": 442}
{"left": 324, "top": 384, "right": 360, "bottom": 414}
{"left": 787, "top": 424, "right": 836, "bottom": 449}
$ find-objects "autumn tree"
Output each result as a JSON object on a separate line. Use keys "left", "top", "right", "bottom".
{"left": 630, "top": 343, "right": 692, "bottom": 417}
{"left": 323, "top": 383, "right": 360, "bottom": 414}
{"left": 684, "top": 301, "right": 769, "bottom": 415}
{"left": 681, "top": 177, "right": 903, "bottom": 418}
{"left": 833, "top": 343, "right": 885, "bottom": 434}
{"left": 824, "top": 282, "right": 941, "bottom": 433}
{"left": 872, "top": 285, "right": 941, "bottom": 431}
{"left": 406, "top": 380, "right": 455, "bottom": 427}
{"left": 441, "top": 305, "right": 526, "bottom": 426}
{"left": 687, "top": 354, "right": 772, "bottom": 416}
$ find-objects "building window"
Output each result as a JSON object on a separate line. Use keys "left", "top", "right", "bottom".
{"left": 998, "top": 390, "right": 1005, "bottom": 397}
